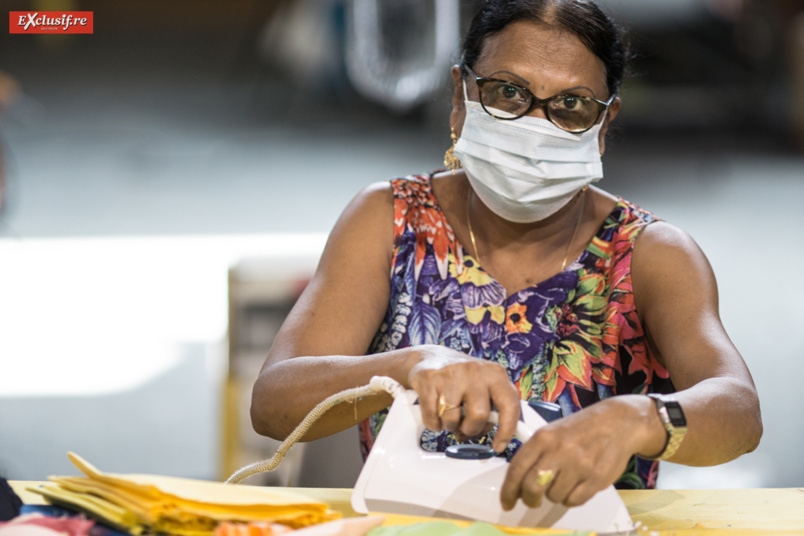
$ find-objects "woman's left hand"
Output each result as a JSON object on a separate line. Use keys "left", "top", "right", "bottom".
{"left": 500, "top": 394, "right": 665, "bottom": 509}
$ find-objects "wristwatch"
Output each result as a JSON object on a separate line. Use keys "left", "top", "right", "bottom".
{"left": 647, "top": 393, "right": 687, "bottom": 461}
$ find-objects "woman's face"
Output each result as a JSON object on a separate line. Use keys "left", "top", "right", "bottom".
{"left": 450, "top": 20, "right": 621, "bottom": 154}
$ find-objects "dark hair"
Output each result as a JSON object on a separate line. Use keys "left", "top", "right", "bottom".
{"left": 461, "top": 0, "right": 629, "bottom": 96}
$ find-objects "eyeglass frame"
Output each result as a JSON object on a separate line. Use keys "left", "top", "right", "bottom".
{"left": 461, "top": 64, "right": 617, "bottom": 133}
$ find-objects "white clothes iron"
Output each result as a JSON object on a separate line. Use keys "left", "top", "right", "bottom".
{"left": 352, "top": 390, "right": 634, "bottom": 533}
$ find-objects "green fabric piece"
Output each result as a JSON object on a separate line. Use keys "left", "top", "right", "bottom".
{"left": 367, "top": 521, "right": 591, "bottom": 536}
{"left": 368, "top": 522, "right": 465, "bottom": 536}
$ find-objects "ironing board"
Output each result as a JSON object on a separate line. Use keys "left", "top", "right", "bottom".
{"left": 10, "top": 482, "right": 804, "bottom": 536}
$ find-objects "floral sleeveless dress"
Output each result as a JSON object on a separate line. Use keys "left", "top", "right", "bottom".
{"left": 360, "top": 173, "right": 674, "bottom": 489}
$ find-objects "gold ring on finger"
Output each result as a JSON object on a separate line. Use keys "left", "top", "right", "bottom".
{"left": 437, "top": 393, "right": 459, "bottom": 418}
{"left": 535, "top": 469, "right": 555, "bottom": 487}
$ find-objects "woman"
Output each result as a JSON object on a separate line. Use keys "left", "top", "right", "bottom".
{"left": 251, "top": 0, "right": 762, "bottom": 510}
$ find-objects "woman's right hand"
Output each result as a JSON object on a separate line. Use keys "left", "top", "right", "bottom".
{"left": 405, "top": 345, "right": 521, "bottom": 453}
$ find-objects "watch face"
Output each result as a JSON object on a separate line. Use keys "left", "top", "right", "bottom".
{"left": 666, "top": 403, "right": 686, "bottom": 425}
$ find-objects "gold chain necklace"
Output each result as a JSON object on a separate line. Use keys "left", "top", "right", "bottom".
{"left": 465, "top": 185, "right": 589, "bottom": 272}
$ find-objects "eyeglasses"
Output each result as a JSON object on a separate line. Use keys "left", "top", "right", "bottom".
{"left": 462, "top": 64, "right": 616, "bottom": 133}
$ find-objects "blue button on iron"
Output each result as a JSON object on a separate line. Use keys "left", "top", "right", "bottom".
{"left": 445, "top": 444, "right": 496, "bottom": 460}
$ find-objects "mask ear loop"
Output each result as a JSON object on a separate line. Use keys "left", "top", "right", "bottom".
{"left": 460, "top": 67, "right": 476, "bottom": 106}
{"left": 598, "top": 107, "right": 610, "bottom": 126}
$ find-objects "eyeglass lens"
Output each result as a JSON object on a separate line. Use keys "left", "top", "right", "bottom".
{"left": 477, "top": 79, "right": 605, "bottom": 132}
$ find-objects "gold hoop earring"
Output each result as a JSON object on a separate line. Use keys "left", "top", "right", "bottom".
{"left": 443, "top": 128, "right": 461, "bottom": 174}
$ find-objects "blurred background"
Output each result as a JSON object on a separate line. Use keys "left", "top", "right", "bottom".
{"left": 0, "top": 0, "right": 803, "bottom": 492}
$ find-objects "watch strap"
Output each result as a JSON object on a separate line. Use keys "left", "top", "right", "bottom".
{"left": 647, "top": 393, "right": 687, "bottom": 461}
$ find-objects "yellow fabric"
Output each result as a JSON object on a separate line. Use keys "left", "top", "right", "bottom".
{"left": 68, "top": 452, "right": 327, "bottom": 512}
{"left": 27, "top": 452, "right": 340, "bottom": 536}
{"left": 31, "top": 483, "right": 143, "bottom": 535}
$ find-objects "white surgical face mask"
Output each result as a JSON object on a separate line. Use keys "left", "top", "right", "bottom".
{"left": 453, "top": 97, "right": 605, "bottom": 223}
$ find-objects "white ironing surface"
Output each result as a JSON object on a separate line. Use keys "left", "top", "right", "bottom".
{"left": 352, "top": 390, "right": 634, "bottom": 533}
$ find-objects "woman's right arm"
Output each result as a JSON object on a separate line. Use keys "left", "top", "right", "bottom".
{"left": 251, "top": 180, "right": 521, "bottom": 449}
{"left": 250, "top": 181, "right": 408, "bottom": 441}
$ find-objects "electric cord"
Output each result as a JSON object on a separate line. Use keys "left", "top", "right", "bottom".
{"left": 225, "top": 376, "right": 406, "bottom": 484}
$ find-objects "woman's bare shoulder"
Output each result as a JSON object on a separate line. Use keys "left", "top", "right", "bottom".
{"left": 631, "top": 220, "right": 719, "bottom": 323}
{"left": 322, "top": 180, "right": 396, "bottom": 267}
{"left": 635, "top": 220, "right": 702, "bottom": 253}
{"left": 344, "top": 180, "right": 394, "bottom": 216}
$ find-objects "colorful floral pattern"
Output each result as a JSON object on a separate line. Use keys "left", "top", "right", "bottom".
{"left": 359, "top": 174, "right": 674, "bottom": 489}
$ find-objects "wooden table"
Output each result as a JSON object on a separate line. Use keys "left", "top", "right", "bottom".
{"left": 11, "top": 483, "right": 804, "bottom": 536}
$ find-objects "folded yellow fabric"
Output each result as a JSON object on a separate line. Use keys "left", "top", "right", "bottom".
{"left": 28, "top": 452, "right": 340, "bottom": 536}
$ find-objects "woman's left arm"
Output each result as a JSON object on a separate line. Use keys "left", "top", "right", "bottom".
{"left": 628, "top": 221, "right": 762, "bottom": 464}
{"left": 501, "top": 221, "right": 762, "bottom": 509}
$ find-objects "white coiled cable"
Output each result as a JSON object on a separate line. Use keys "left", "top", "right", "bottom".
{"left": 225, "top": 376, "right": 406, "bottom": 484}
